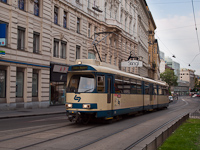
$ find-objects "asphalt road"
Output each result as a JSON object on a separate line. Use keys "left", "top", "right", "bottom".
{"left": 0, "top": 96, "right": 199, "bottom": 150}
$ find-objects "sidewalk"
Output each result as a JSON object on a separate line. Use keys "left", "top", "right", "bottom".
{"left": 0, "top": 105, "right": 66, "bottom": 119}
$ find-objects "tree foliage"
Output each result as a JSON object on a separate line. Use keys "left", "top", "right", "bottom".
{"left": 160, "top": 68, "right": 178, "bottom": 88}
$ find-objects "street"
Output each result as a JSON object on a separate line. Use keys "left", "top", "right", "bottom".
{"left": 0, "top": 96, "right": 199, "bottom": 150}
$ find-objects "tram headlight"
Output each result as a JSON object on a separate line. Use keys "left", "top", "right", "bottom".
{"left": 66, "top": 103, "right": 72, "bottom": 108}
{"left": 83, "top": 104, "right": 91, "bottom": 109}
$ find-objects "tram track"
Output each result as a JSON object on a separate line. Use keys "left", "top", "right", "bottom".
{"left": 124, "top": 112, "right": 188, "bottom": 150}
{"left": 0, "top": 98, "right": 191, "bottom": 150}
{"left": 15, "top": 125, "right": 100, "bottom": 150}
{"left": 71, "top": 112, "right": 188, "bottom": 150}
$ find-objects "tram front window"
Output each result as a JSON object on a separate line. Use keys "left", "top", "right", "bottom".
{"left": 68, "top": 75, "right": 95, "bottom": 93}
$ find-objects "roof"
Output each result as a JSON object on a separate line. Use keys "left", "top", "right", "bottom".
{"left": 72, "top": 59, "right": 168, "bottom": 86}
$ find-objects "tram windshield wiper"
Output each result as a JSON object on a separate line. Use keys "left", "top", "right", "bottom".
{"left": 83, "top": 88, "right": 93, "bottom": 93}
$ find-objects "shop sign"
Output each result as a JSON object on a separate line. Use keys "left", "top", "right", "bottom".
{"left": 53, "top": 65, "right": 68, "bottom": 73}
{"left": 121, "top": 60, "right": 143, "bottom": 67}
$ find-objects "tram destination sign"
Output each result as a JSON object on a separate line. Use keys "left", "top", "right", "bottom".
{"left": 71, "top": 66, "right": 88, "bottom": 71}
{"left": 121, "top": 60, "right": 143, "bottom": 67}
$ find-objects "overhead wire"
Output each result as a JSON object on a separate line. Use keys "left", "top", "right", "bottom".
{"left": 188, "top": 0, "right": 200, "bottom": 66}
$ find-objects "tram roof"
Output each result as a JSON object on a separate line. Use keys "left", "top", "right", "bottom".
{"left": 72, "top": 59, "right": 167, "bottom": 86}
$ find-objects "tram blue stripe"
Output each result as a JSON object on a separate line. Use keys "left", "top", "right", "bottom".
{"left": 67, "top": 103, "right": 169, "bottom": 118}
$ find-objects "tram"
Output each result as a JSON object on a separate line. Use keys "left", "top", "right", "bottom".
{"left": 65, "top": 59, "right": 169, "bottom": 124}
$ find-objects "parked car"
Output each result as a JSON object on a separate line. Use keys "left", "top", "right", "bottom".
{"left": 169, "top": 96, "right": 173, "bottom": 102}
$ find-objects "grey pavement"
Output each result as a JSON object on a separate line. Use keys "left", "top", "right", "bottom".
{"left": 0, "top": 105, "right": 66, "bottom": 119}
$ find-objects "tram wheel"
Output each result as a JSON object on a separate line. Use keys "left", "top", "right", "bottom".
{"left": 81, "top": 114, "right": 91, "bottom": 124}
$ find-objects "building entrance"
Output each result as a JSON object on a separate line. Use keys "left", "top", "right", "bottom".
{"left": 50, "top": 82, "right": 66, "bottom": 105}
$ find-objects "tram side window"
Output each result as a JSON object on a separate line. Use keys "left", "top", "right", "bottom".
{"left": 137, "top": 81, "right": 142, "bottom": 94}
{"left": 130, "top": 79, "right": 137, "bottom": 94}
{"left": 154, "top": 85, "right": 157, "bottom": 95}
{"left": 115, "top": 76, "right": 123, "bottom": 93}
{"left": 123, "top": 77, "right": 130, "bottom": 94}
{"left": 68, "top": 76, "right": 79, "bottom": 92}
{"left": 162, "top": 86, "right": 168, "bottom": 95}
{"left": 97, "top": 76, "right": 105, "bottom": 92}
{"left": 158, "top": 86, "right": 162, "bottom": 95}
{"left": 149, "top": 84, "right": 153, "bottom": 95}
{"left": 144, "top": 82, "right": 149, "bottom": 94}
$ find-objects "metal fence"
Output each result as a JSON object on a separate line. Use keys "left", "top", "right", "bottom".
{"left": 142, "top": 114, "right": 189, "bottom": 150}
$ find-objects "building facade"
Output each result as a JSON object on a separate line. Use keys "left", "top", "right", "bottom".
{"left": 0, "top": 0, "right": 152, "bottom": 109}
{"left": 165, "top": 56, "right": 180, "bottom": 80}
{"left": 0, "top": 0, "right": 51, "bottom": 109}
{"left": 180, "top": 68, "right": 195, "bottom": 90}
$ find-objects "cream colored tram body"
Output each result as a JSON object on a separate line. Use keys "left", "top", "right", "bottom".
{"left": 66, "top": 59, "right": 169, "bottom": 123}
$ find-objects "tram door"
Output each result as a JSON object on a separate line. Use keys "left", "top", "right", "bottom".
{"left": 149, "top": 84, "right": 154, "bottom": 109}
{"left": 107, "top": 76, "right": 113, "bottom": 110}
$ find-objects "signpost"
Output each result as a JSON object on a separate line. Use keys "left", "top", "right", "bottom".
{"left": 121, "top": 60, "right": 143, "bottom": 67}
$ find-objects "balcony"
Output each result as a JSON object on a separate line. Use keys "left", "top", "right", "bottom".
{"left": 105, "top": 18, "right": 122, "bottom": 29}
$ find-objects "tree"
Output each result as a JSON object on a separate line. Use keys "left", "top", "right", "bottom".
{"left": 160, "top": 68, "right": 178, "bottom": 92}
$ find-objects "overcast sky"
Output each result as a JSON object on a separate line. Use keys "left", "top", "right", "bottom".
{"left": 146, "top": 0, "right": 200, "bottom": 75}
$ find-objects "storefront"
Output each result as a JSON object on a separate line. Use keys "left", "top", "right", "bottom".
{"left": 50, "top": 63, "right": 69, "bottom": 105}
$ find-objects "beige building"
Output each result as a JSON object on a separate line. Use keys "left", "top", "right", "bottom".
{"left": 0, "top": 0, "right": 151, "bottom": 109}
{"left": 147, "top": 6, "right": 160, "bottom": 80}
{"left": 180, "top": 69, "right": 195, "bottom": 90}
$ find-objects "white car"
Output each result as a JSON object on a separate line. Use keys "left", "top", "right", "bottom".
{"left": 169, "top": 96, "right": 173, "bottom": 102}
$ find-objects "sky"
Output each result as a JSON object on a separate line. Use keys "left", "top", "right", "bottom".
{"left": 146, "top": 0, "right": 200, "bottom": 75}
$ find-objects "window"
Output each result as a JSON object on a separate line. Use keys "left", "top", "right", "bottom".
{"left": 53, "top": 39, "right": 59, "bottom": 58}
{"left": 137, "top": 81, "right": 142, "bottom": 94}
{"left": 0, "top": 22, "right": 8, "bottom": 46}
{"left": 34, "top": 0, "right": 39, "bottom": 16}
{"left": 94, "top": 26, "right": 97, "bottom": 38}
{"left": 18, "top": 0, "right": 25, "bottom": 10}
{"left": 125, "top": 18, "right": 127, "bottom": 31}
{"left": 63, "top": 11, "right": 67, "bottom": 28}
{"left": 119, "top": 59, "right": 121, "bottom": 70}
{"left": 17, "top": 27, "right": 25, "bottom": 50}
{"left": 68, "top": 74, "right": 95, "bottom": 93}
{"left": 60, "top": 41, "right": 66, "bottom": 59}
{"left": 123, "top": 77, "right": 130, "bottom": 94}
{"left": 88, "top": 52, "right": 96, "bottom": 59}
{"left": 0, "top": 70, "right": 6, "bottom": 98}
{"left": 16, "top": 71, "right": 24, "bottom": 98}
{"left": 33, "top": 32, "right": 40, "bottom": 53}
{"left": 54, "top": 6, "right": 58, "bottom": 25}
{"left": 130, "top": 79, "right": 137, "bottom": 94}
{"left": 32, "top": 71, "right": 38, "bottom": 97}
{"left": 76, "top": 45, "right": 80, "bottom": 59}
{"left": 88, "top": 23, "right": 91, "bottom": 38}
{"left": 88, "top": 0, "right": 90, "bottom": 8}
{"left": 115, "top": 76, "right": 123, "bottom": 93}
{"left": 144, "top": 82, "right": 149, "bottom": 94}
{"left": 109, "top": 38, "right": 112, "bottom": 46}
{"left": 114, "top": 39, "right": 116, "bottom": 48}
{"left": 77, "top": 17, "right": 80, "bottom": 33}
{"left": 104, "top": 3, "right": 107, "bottom": 19}
{"left": 0, "top": 0, "right": 7, "bottom": 3}
{"left": 110, "top": 56, "right": 112, "bottom": 64}
{"left": 97, "top": 76, "right": 105, "bottom": 92}
{"left": 105, "top": 54, "right": 107, "bottom": 62}
{"left": 154, "top": 85, "right": 157, "bottom": 95}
